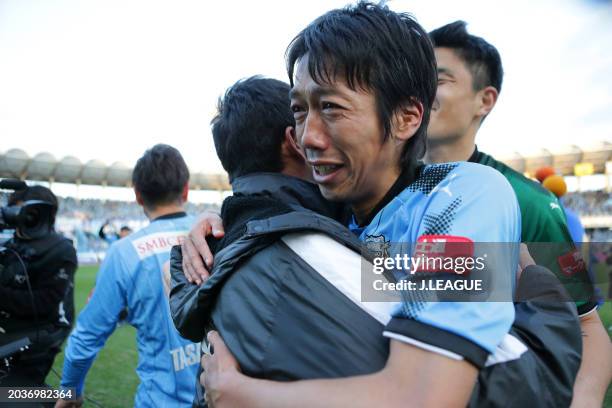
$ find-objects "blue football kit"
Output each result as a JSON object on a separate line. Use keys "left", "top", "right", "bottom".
{"left": 350, "top": 162, "right": 521, "bottom": 367}
{"left": 61, "top": 212, "right": 199, "bottom": 407}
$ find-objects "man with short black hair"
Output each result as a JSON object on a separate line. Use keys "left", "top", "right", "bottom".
{"left": 212, "top": 76, "right": 311, "bottom": 183}
{"left": 426, "top": 20, "right": 612, "bottom": 406}
{"left": 57, "top": 144, "right": 199, "bottom": 407}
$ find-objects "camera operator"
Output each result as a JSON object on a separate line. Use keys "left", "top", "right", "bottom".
{"left": 0, "top": 185, "right": 77, "bottom": 387}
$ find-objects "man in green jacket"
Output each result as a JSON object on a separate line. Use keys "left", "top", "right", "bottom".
{"left": 425, "top": 20, "right": 611, "bottom": 407}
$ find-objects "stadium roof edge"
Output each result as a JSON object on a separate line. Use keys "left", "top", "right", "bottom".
{"left": 1, "top": 142, "right": 610, "bottom": 189}
{"left": 0, "top": 148, "right": 231, "bottom": 190}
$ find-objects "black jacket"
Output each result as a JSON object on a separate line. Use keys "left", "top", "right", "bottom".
{"left": 169, "top": 173, "right": 385, "bottom": 375}
{"left": 0, "top": 232, "right": 77, "bottom": 334}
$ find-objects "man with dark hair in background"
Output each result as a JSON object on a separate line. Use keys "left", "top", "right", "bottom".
{"left": 426, "top": 21, "right": 611, "bottom": 406}
{"left": 57, "top": 144, "right": 199, "bottom": 408}
{"left": 0, "top": 185, "right": 77, "bottom": 388}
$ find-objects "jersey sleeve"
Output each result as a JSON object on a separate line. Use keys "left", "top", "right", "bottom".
{"left": 522, "top": 194, "right": 597, "bottom": 315}
{"left": 383, "top": 163, "right": 520, "bottom": 368}
{"left": 61, "top": 243, "right": 131, "bottom": 396}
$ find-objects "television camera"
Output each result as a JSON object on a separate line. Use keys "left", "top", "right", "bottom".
{"left": 0, "top": 178, "right": 56, "bottom": 379}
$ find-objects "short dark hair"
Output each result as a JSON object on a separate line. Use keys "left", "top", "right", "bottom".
{"left": 429, "top": 21, "right": 503, "bottom": 93}
{"left": 211, "top": 76, "right": 294, "bottom": 181}
{"left": 8, "top": 185, "right": 59, "bottom": 224}
{"left": 286, "top": 1, "right": 437, "bottom": 167}
{"left": 132, "top": 144, "right": 189, "bottom": 209}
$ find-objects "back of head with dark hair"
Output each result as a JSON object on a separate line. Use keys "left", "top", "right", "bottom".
{"left": 286, "top": 1, "right": 437, "bottom": 167}
{"left": 429, "top": 21, "right": 503, "bottom": 93}
{"left": 211, "top": 76, "right": 294, "bottom": 182}
{"left": 8, "top": 185, "right": 59, "bottom": 224}
{"left": 131, "top": 144, "right": 189, "bottom": 209}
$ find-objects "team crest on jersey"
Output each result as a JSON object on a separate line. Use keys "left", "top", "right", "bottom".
{"left": 557, "top": 250, "right": 586, "bottom": 276}
{"left": 414, "top": 234, "right": 475, "bottom": 273}
{"left": 364, "top": 234, "right": 390, "bottom": 259}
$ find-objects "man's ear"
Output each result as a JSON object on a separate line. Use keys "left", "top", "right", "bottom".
{"left": 181, "top": 183, "right": 189, "bottom": 202}
{"left": 477, "top": 86, "right": 498, "bottom": 118}
{"left": 283, "top": 126, "right": 306, "bottom": 162}
{"left": 135, "top": 189, "right": 144, "bottom": 206}
{"left": 392, "top": 100, "right": 424, "bottom": 142}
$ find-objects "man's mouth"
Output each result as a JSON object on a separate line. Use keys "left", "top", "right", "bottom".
{"left": 313, "top": 164, "right": 342, "bottom": 176}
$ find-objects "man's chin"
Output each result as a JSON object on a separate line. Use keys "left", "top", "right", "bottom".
{"left": 317, "top": 184, "right": 348, "bottom": 203}
{"left": 426, "top": 129, "right": 444, "bottom": 140}
{"left": 426, "top": 132, "right": 455, "bottom": 146}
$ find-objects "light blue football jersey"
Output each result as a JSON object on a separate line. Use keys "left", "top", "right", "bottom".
{"left": 61, "top": 213, "right": 199, "bottom": 407}
{"left": 350, "top": 162, "right": 521, "bottom": 365}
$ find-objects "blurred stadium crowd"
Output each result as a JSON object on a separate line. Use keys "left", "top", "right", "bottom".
{"left": 1, "top": 188, "right": 610, "bottom": 265}
{"left": 564, "top": 191, "right": 612, "bottom": 216}
{"left": 563, "top": 192, "right": 612, "bottom": 243}
{"left": 0, "top": 191, "right": 220, "bottom": 263}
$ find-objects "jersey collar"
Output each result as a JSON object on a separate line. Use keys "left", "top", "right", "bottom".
{"left": 152, "top": 211, "right": 187, "bottom": 222}
{"left": 356, "top": 160, "right": 422, "bottom": 227}
{"left": 467, "top": 145, "right": 482, "bottom": 163}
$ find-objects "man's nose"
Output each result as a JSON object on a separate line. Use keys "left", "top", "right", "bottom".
{"left": 300, "top": 112, "right": 329, "bottom": 151}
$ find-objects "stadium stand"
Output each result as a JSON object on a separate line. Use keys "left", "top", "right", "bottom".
{"left": 0, "top": 148, "right": 231, "bottom": 190}
{"left": 589, "top": 228, "right": 612, "bottom": 242}
{"left": 562, "top": 193, "right": 612, "bottom": 242}
{"left": 1, "top": 143, "right": 610, "bottom": 187}
{"left": 496, "top": 141, "right": 612, "bottom": 176}
{"left": 0, "top": 191, "right": 220, "bottom": 263}
{"left": 564, "top": 191, "right": 612, "bottom": 216}
{"left": 1, "top": 146, "right": 610, "bottom": 253}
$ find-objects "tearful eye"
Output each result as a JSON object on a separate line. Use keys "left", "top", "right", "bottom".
{"left": 322, "top": 102, "right": 336, "bottom": 110}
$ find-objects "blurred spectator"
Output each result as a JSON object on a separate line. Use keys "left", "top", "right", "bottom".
{"left": 563, "top": 191, "right": 612, "bottom": 216}
{"left": 587, "top": 228, "right": 612, "bottom": 242}
{"left": 98, "top": 221, "right": 133, "bottom": 243}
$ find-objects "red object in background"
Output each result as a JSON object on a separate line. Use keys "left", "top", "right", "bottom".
{"left": 535, "top": 166, "right": 556, "bottom": 183}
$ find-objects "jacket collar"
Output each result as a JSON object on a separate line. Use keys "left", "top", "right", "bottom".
{"left": 231, "top": 172, "right": 343, "bottom": 219}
